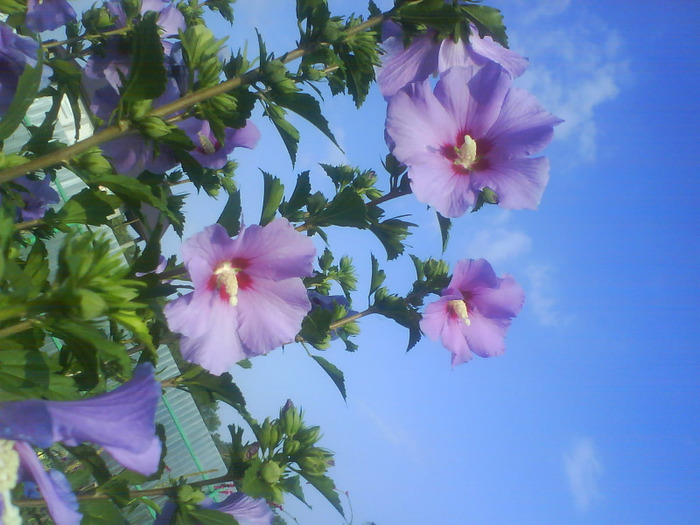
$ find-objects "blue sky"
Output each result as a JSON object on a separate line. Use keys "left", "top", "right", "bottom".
{"left": 163, "top": 1, "right": 700, "bottom": 523}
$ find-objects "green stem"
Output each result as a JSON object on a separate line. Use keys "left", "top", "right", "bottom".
{"left": 14, "top": 218, "right": 43, "bottom": 230}
{"left": 0, "top": 13, "right": 386, "bottom": 185}
{"left": 0, "top": 319, "right": 34, "bottom": 339}
{"left": 42, "top": 26, "right": 132, "bottom": 49}
{"left": 328, "top": 307, "right": 376, "bottom": 330}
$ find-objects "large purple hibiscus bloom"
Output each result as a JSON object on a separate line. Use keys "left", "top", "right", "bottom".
{"left": 165, "top": 219, "right": 316, "bottom": 375}
{"left": 0, "top": 23, "right": 41, "bottom": 116}
{"left": 420, "top": 259, "right": 524, "bottom": 366}
{"left": 154, "top": 492, "right": 273, "bottom": 525}
{"left": 0, "top": 364, "right": 162, "bottom": 525}
{"left": 378, "top": 21, "right": 528, "bottom": 98}
{"left": 385, "top": 63, "right": 562, "bottom": 217}
{"left": 25, "top": 0, "right": 76, "bottom": 32}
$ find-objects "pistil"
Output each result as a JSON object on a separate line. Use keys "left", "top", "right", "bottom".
{"left": 453, "top": 135, "right": 478, "bottom": 171}
{"left": 213, "top": 261, "right": 240, "bottom": 306}
{"left": 448, "top": 299, "right": 471, "bottom": 326}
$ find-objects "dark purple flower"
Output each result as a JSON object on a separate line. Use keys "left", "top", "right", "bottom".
{"left": 420, "top": 259, "right": 524, "bottom": 366}
{"left": 106, "top": 0, "right": 185, "bottom": 37}
{"left": 385, "top": 63, "right": 562, "bottom": 217}
{"left": 0, "top": 363, "right": 162, "bottom": 475}
{"left": 154, "top": 492, "right": 273, "bottom": 525}
{"left": 14, "top": 175, "right": 60, "bottom": 221}
{"left": 378, "top": 21, "right": 529, "bottom": 98}
{"left": 25, "top": 0, "right": 76, "bottom": 32}
{"left": 0, "top": 23, "right": 41, "bottom": 116}
{"left": 165, "top": 220, "right": 316, "bottom": 375}
{"left": 178, "top": 118, "right": 261, "bottom": 169}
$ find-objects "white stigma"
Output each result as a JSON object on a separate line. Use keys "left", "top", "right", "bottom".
{"left": 0, "top": 440, "right": 20, "bottom": 525}
{"left": 453, "top": 135, "right": 478, "bottom": 170}
{"left": 448, "top": 299, "right": 471, "bottom": 326}
{"left": 214, "top": 261, "right": 240, "bottom": 306}
{"left": 198, "top": 133, "right": 216, "bottom": 154}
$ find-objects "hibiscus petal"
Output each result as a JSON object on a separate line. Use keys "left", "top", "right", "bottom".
{"left": 228, "top": 121, "right": 261, "bottom": 150}
{"left": 15, "top": 442, "right": 82, "bottom": 525}
{"left": 467, "top": 23, "right": 529, "bottom": 78}
{"left": 471, "top": 274, "right": 524, "bottom": 320}
{"left": 378, "top": 30, "right": 439, "bottom": 98}
{"left": 436, "top": 38, "right": 470, "bottom": 72}
{"left": 204, "top": 492, "right": 274, "bottom": 525}
{"left": 463, "top": 313, "right": 510, "bottom": 358}
{"left": 233, "top": 219, "right": 315, "bottom": 281}
{"left": 181, "top": 224, "right": 238, "bottom": 287}
{"left": 434, "top": 63, "right": 511, "bottom": 140}
{"left": 472, "top": 156, "right": 550, "bottom": 210}
{"left": 485, "top": 87, "right": 563, "bottom": 158}
{"left": 386, "top": 80, "right": 458, "bottom": 165}
{"left": 237, "top": 278, "right": 311, "bottom": 356}
{"left": 450, "top": 259, "right": 499, "bottom": 292}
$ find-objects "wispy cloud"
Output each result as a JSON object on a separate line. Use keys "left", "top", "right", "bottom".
{"left": 564, "top": 438, "right": 603, "bottom": 511}
{"left": 466, "top": 228, "right": 532, "bottom": 264}
{"left": 358, "top": 401, "right": 421, "bottom": 462}
{"left": 504, "top": 0, "right": 629, "bottom": 163}
{"left": 525, "top": 264, "right": 571, "bottom": 327}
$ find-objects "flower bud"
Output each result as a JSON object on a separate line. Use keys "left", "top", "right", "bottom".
{"left": 176, "top": 485, "right": 206, "bottom": 504}
{"left": 259, "top": 418, "right": 281, "bottom": 450}
{"left": 295, "top": 425, "right": 321, "bottom": 447}
{"left": 297, "top": 452, "right": 328, "bottom": 477}
{"left": 71, "top": 148, "right": 112, "bottom": 175}
{"left": 259, "top": 460, "right": 283, "bottom": 484}
{"left": 283, "top": 438, "right": 301, "bottom": 457}
{"left": 137, "top": 116, "right": 172, "bottom": 139}
{"left": 280, "top": 402, "right": 302, "bottom": 437}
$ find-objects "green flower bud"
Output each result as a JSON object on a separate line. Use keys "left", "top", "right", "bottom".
{"left": 259, "top": 460, "right": 283, "bottom": 484}
{"left": 259, "top": 418, "right": 281, "bottom": 450}
{"left": 283, "top": 439, "right": 301, "bottom": 457}
{"left": 72, "top": 148, "right": 112, "bottom": 175}
{"left": 176, "top": 485, "right": 206, "bottom": 504}
{"left": 280, "top": 402, "right": 302, "bottom": 437}
{"left": 295, "top": 425, "right": 321, "bottom": 447}
{"left": 137, "top": 116, "right": 172, "bottom": 139}
{"left": 297, "top": 455, "right": 327, "bottom": 477}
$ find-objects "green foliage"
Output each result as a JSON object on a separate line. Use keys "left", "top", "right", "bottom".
{"left": 260, "top": 171, "right": 285, "bottom": 225}
{"left": 217, "top": 189, "right": 242, "bottom": 236}
{"left": 436, "top": 212, "right": 451, "bottom": 252}
{"left": 120, "top": 12, "right": 167, "bottom": 102}
{"left": 311, "top": 354, "right": 346, "bottom": 400}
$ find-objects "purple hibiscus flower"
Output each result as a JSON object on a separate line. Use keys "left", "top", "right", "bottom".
{"left": 178, "top": 118, "right": 261, "bottom": 170}
{"left": 106, "top": 0, "right": 185, "bottom": 38}
{"left": 7, "top": 175, "right": 61, "bottom": 221}
{"left": 0, "top": 364, "right": 161, "bottom": 525}
{"left": 420, "top": 259, "right": 524, "bottom": 366}
{"left": 385, "top": 63, "right": 562, "bottom": 217}
{"left": 25, "top": 0, "right": 76, "bottom": 32}
{"left": 154, "top": 492, "right": 273, "bottom": 525}
{"left": 378, "top": 20, "right": 529, "bottom": 99}
{"left": 0, "top": 23, "right": 42, "bottom": 116}
{"left": 165, "top": 219, "right": 316, "bottom": 375}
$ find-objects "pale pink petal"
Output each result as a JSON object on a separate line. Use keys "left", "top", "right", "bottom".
{"left": 470, "top": 274, "right": 524, "bottom": 320}
{"left": 463, "top": 313, "right": 509, "bottom": 358}
{"left": 484, "top": 87, "right": 563, "bottom": 158}
{"left": 450, "top": 259, "right": 499, "bottom": 292}
{"left": 181, "top": 224, "right": 238, "bottom": 288}
{"left": 236, "top": 278, "right": 311, "bottom": 356}
{"left": 434, "top": 63, "right": 511, "bottom": 140}
{"left": 232, "top": 218, "right": 315, "bottom": 280}
{"left": 386, "top": 81, "right": 459, "bottom": 165}
{"left": 472, "top": 156, "right": 550, "bottom": 210}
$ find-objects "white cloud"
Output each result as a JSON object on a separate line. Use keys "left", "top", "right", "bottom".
{"left": 466, "top": 229, "right": 532, "bottom": 264}
{"left": 359, "top": 401, "right": 420, "bottom": 461}
{"left": 504, "top": 1, "right": 629, "bottom": 163}
{"left": 565, "top": 438, "right": 603, "bottom": 511}
{"left": 525, "top": 264, "right": 571, "bottom": 327}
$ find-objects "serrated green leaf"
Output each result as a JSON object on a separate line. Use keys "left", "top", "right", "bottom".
{"left": 121, "top": 11, "right": 167, "bottom": 101}
{"left": 0, "top": 350, "right": 78, "bottom": 402}
{"left": 316, "top": 187, "right": 367, "bottom": 228}
{"left": 217, "top": 189, "right": 241, "bottom": 236}
{"left": 273, "top": 91, "right": 341, "bottom": 151}
{"left": 181, "top": 369, "right": 247, "bottom": 412}
{"left": 436, "top": 212, "right": 451, "bottom": 252}
{"left": 79, "top": 500, "right": 129, "bottom": 525}
{"left": 368, "top": 216, "right": 415, "bottom": 260}
{"left": 298, "top": 473, "right": 344, "bottom": 517}
{"left": 280, "top": 171, "right": 310, "bottom": 218}
{"left": 369, "top": 254, "right": 385, "bottom": 296}
{"left": 56, "top": 188, "right": 121, "bottom": 225}
{"left": 189, "top": 509, "right": 239, "bottom": 525}
{"left": 279, "top": 475, "right": 309, "bottom": 507}
{"left": 266, "top": 104, "right": 299, "bottom": 165}
{"left": 259, "top": 171, "right": 284, "bottom": 226}
{"left": 462, "top": 4, "right": 508, "bottom": 47}
{"left": 311, "top": 355, "right": 346, "bottom": 400}
{"left": 0, "top": 38, "right": 43, "bottom": 141}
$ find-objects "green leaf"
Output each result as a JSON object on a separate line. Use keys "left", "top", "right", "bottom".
{"left": 0, "top": 350, "right": 77, "bottom": 402}
{"left": 316, "top": 187, "right": 367, "bottom": 228}
{"left": 368, "top": 216, "right": 415, "bottom": 260}
{"left": 217, "top": 189, "right": 242, "bottom": 236}
{"left": 298, "top": 473, "right": 344, "bottom": 517}
{"left": 273, "top": 91, "right": 341, "bottom": 151}
{"left": 56, "top": 188, "right": 121, "bottom": 226}
{"left": 280, "top": 171, "right": 310, "bottom": 219}
{"left": 0, "top": 37, "right": 43, "bottom": 141}
{"left": 369, "top": 254, "right": 385, "bottom": 296}
{"left": 311, "top": 355, "right": 346, "bottom": 400}
{"left": 436, "top": 212, "right": 451, "bottom": 252}
{"left": 265, "top": 104, "right": 300, "bottom": 165}
{"left": 259, "top": 171, "right": 284, "bottom": 226}
{"left": 121, "top": 11, "right": 167, "bottom": 101}
{"left": 279, "top": 475, "right": 309, "bottom": 507}
{"left": 79, "top": 500, "right": 129, "bottom": 525}
{"left": 462, "top": 4, "right": 508, "bottom": 47}
{"left": 181, "top": 369, "right": 247, "bottom": 412}
{"left": 205, "top": 0, "right": 235, "bottom": 23}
